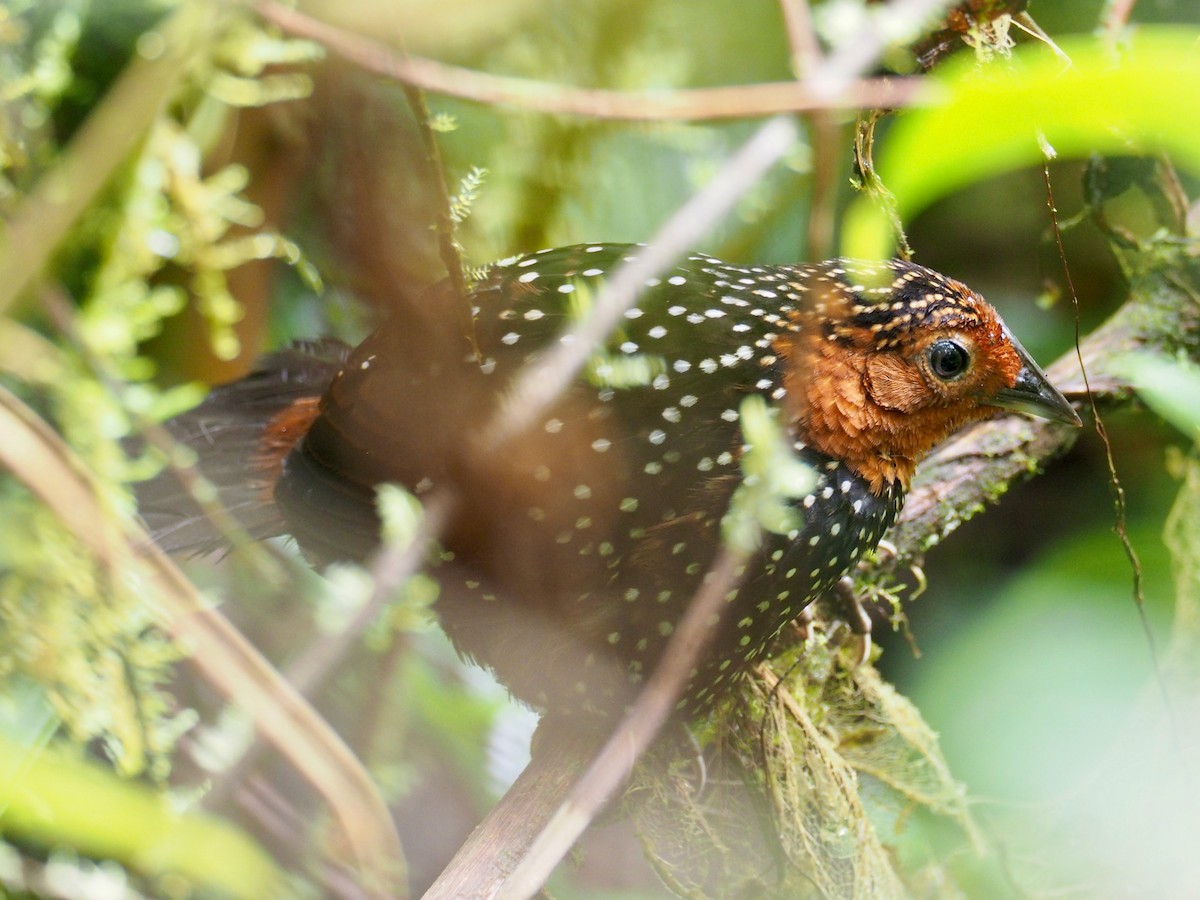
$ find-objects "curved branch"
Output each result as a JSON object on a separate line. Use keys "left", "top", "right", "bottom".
{"left": 255, "top": 0, "right": 924, "bottom": 121}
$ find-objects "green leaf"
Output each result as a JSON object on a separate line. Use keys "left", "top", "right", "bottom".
{"left": 842, "top": 28, "right": 1200, "bottom": 260}
{"left": 723, "top": 394, "right": 818, "bottom": 552}
{"left": 1117, "top": 352, "right": 1200, "bottom": 440}
{"left": 0, "top": 732, "right": 279, "bottom": 897}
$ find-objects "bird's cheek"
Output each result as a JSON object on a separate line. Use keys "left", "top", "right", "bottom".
{"left": 864, "top": 353, "right": 930, "bottom": 413}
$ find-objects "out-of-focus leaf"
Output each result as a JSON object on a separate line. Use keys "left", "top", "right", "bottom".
{"left": 843, "top": 28, "right": 1200, "bottom": 260}
{"left": 1119, "top": 352, "right": 1200, "bottom": 440}
{"left": 723, "top": 394, "right": 818, "bottom": 553}
{"left": 0, "top": 733, "right": 280, "bottom": 897}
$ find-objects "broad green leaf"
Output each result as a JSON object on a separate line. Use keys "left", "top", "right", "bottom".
{"left": 1118, "top": 352, "right": 1200, "bottom": 440}
{"left": 843, "top": 28, "right": 1200, "bottom": 260}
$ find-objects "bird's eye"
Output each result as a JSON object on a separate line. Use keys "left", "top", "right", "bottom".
{"left": 927, "top": 339, "right": 970, "bottom": 381}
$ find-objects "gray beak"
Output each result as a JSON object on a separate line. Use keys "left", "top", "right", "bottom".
{"left": 989, "top": 338, "right": 1082, "bottom": 427}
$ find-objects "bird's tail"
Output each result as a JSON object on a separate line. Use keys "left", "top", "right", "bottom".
{"left": 133, "top": 339, "right": 350, "bottom": 555}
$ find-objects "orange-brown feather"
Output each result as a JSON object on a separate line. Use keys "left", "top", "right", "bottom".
{"left": 776, "top": 278, "right": 1026, "bottom": 494}
{"left": 255, "top": 396, "right": 322, "bottom": 498}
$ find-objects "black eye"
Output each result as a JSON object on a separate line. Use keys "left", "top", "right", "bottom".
{"left": 927, "top": 339, "right": 970, "bottom": 380}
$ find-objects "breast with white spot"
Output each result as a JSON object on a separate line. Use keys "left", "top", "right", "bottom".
{"left": 444, "top": 243, "right": 907, "bottom": 714}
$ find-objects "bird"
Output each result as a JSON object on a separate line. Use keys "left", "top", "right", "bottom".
{"left": 138, "top": 243, "right": 1081, "bottom": 717}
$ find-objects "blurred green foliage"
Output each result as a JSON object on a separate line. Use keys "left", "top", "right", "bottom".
{"left": 0, "top": 0, "right": 1199, "bottom": 896}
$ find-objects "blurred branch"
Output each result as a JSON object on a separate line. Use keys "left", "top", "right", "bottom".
{"left": 0, "top": 386, "right": 407, "bottom": 898}
{"left": 255, "top": 0, "right": 924, "bottom": 121}
{"left": 779, "top": 0, "right": 823, "bottom": 78}
{"left": 205, "top": 489, "right": 457, "bottom": 811}
{"left": 778, "top": 0, "right": 840, "bottom": 258}
{"left": 499, "top": 544, "right": 752, "bottom": 899}
{"left": 400, "top": 85, "right": 470, "bottom": 301}
{"left": 481, "top": 116, "right": 798, "bottom": 450}
{"left": 1103, "top": 0, "right": 1140, "bottom": 37}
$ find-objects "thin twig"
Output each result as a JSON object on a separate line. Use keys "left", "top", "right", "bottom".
{"left": 205, "top": 489, "right": 457, "bottom": 810}
{"left": 399, "top": 84, "right": 470, "bottom": 303}
{"left": 254, "top": 0, "right": 923, "bottom": 121}
{"left": 291, "top": 489, "right": 457, "bottom": 698}
{"left": 1102, "top": 0, "right": 1140, "bottom": 38}
{"left": 778, "top": 0, "right": 823, "bottom": 78}
{"left": 777, "top": 0, "right": 840, "bottom": 259}
{"left": 1042, "top": 162, "right": 1177, "bottom": 735}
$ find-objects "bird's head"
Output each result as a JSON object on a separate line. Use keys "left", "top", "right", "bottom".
{"left": 776, "top": 259, "right": 1080, "bottom": 494}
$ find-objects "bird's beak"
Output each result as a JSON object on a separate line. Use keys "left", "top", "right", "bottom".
{"left": 989, "top": 337, "right": 1082, "bottom": 427}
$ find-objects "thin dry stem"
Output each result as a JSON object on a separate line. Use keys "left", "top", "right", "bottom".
{"left": 778, "top": 0, "right": 823, "bottom": 78}
{"left": 480, "top": 116, "right": 799, "bottom": 452}
{"left": 254, "top": 0, "right": 923, "bottom": 121}
{"left": 1102, "top": 0, "right": 1140, "bottom": 37}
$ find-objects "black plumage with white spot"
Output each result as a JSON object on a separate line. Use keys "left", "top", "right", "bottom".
{"left": 227, "top": 241, "right": 1076, "bottom": 717}
{"left": 339, "top": 244, "right": 909, "bottom": 715}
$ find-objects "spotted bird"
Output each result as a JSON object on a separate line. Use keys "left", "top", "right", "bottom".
{"left": 139, "top": 244, "right": 1080, "bottom": 716}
